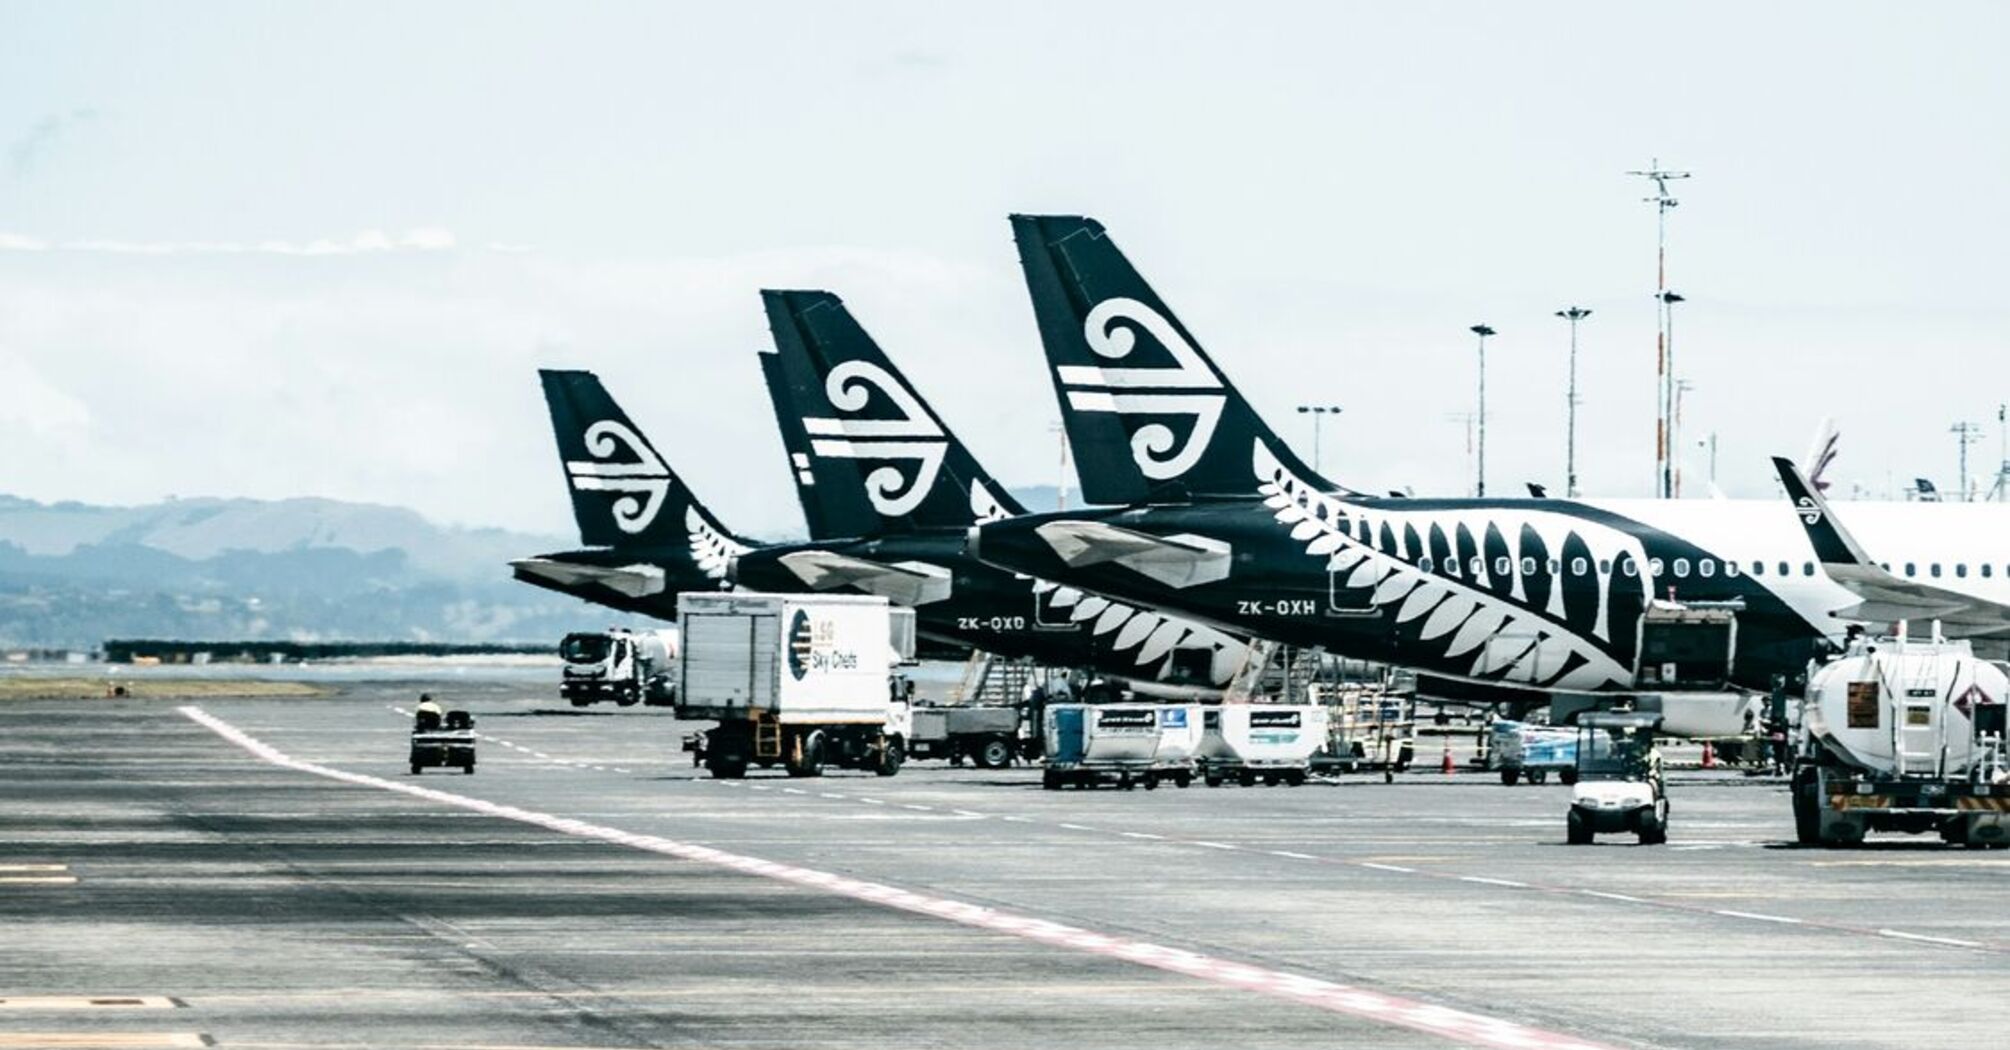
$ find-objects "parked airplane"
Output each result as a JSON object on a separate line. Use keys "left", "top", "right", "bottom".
{"left": 967, "top": 214, "right": 2010, "bottom": 718}
{"left": 738, "top": 289, "right": 1251, "bottom": 693}
{"left": 510, "top": 369, "right": 750, "bottom": 616}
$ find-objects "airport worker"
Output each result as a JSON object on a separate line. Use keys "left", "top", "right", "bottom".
{"left": 414, "top": 692, "right": 444, "bottom": 732}
{"left": 1641, "top": 732, "right": 1665, "bottom": 794}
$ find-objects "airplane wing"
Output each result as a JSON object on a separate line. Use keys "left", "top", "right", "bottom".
{"left": 509, "top": 558, "right": 667, "bottom": 599}
{"left": 774, "top": 550, "right": 953, "bottom": 606}
{"left": 1771, "top": 457, "right": 2010, "bottom": 637}
{"left": 1033, "top": 520, "right": 1231, "bottom": 589}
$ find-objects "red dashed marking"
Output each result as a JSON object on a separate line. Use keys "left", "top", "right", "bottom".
{"left": 183, "top": 705, "right": 1617, "bottom": 1050}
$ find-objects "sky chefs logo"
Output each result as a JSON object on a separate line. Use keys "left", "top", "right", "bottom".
{"left": 786, "top": 609, "right": 861, "bottom": 681}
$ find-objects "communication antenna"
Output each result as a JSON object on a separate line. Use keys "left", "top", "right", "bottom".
{"left": 1990, "top": 403, "right": 2009, "bottom": 502}
{"left": 1629, "top": 159, "right": 1690, "bottom": 498}
{"left": 1951, "top": 420, "right": 1983, "bottom": 502}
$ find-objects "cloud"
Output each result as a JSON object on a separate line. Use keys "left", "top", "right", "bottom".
{"left": 8, "top": 107, "right": 98, "bottom": 178}
{"left": 0, "top": 227, "right": 498, "bottom": 256}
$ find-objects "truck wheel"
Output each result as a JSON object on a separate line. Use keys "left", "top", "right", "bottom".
{"left": 410, "top": 762, "right": 422, "bottom": 776}
{"left": 462, "top": 763, "right": 475, "bottom": 775}
{"left": 1173, "top": 771, "right": 1192, "bottom": 788}
{"left": 1791, "top": 767, "right": 1821, "bottom": 845}
{"left": 1558, "top": 768, "right": 1579, "bottom": 786}
{"left": 1143, "top": 773, "right": 1160, "bottom": 790}
{"left": 1500, "top": 768, "right": 1520, "bottom": 786}
{"left": 1528, "top": 769, "right": 1548, "bottom": 785}
{"left": 976, "top": 737, "right": 1013, "bottom": 770}
{"left": 569, "top": 697, "right": 592, "bottom": 708}
{"left": 1204, "top": 771, "right": 1223, "bottom": 787}
{"left": 1566, "top": 809, "right": 1592, "bottom": 845}
{"left": 1237, "top": 770, "right": 1256, "bottom": 788}
{"left": 707, "top": 757, "right": 747, "bottom": 779}
{"left": 1286, "top": 771, "right": 1307, "bottom": 787}
{"left": 792, "top": 731, "right": 826, "bottom": 777}
{"left": 875, "top": 737, "right": 904, "bottom": 777}
{"left": 1042, "top": 768, "right": 1062, "bottom": 791}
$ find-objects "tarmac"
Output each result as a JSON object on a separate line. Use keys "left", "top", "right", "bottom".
{"left": 3, "top": 676, "right": 2006, "bottom": 1050}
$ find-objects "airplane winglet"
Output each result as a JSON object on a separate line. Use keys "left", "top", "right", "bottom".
{"left": 1771, "top": 455, "right": 1870, "bottom": 566}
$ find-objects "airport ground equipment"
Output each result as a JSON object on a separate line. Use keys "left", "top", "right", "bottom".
{"left": 908, "top": 703, "right": 1027, "bottom": 768}
{"left": 410, "top": 709, "right": 477, "bottom": 775}
{"left": 1792, "top": 633, "right": 2010, "bottom": 848}
{"left": 1197, "top": 704, "right": 1326, "bottom": 786}
{"left": 1041, "top": 703, "right": 1201, "bottom": 790}
{"left": 1313, "top": 684, "right": 1415, "bottom": 779}
{"left": 1493, "top": 720, "right": 1579, "bottom": 785}
{"left": 559, "top": 628, "right": 679, "bottom": 707}
{"left": 677, "top": 592, "right": 914, "bottom": 779}
{"left": 1565, "top": 712, "right": 1669, "bottom": 845}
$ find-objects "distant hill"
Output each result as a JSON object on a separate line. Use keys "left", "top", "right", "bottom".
{"left": 0, "top": 494, "right": 634, "bottom": 649}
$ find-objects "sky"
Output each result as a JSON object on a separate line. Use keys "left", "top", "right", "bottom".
{"left": 3, "top": 1, "right": 2007, "bottom": 538}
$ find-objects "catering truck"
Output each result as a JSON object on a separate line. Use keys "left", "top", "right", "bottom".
{"left": 559, "top": 628, "right": 678, "bottom": 707}
{"left": 677, "top": 592, "right": 913, "bottom": 779}
{"left": 1793, "top": 632, "right": 2010, "bottom": 848}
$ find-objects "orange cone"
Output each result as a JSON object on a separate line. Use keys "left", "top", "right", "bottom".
{"left": 1700, "top": 742, "right": 1715, "bottom": 769}
{"left": 1440, "top": 740, "right": 1455, "bottom": 775}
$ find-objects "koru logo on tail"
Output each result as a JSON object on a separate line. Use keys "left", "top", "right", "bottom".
{"left": 802, "top": 361, "right": 947, "bottom": 517}
{"left": 566, "top": 420, "right": 672, "bottom": 534}
{"left": 1054, "top": 297, "right": 1226, "bottom": 480}
{"left": 1794, "top": 495, "right": 1823, "bottom": 526}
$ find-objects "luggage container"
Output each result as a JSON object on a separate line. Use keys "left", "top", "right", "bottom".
{"left": 1492, "top": 720, "right": 1579, "bottom": 785}
{"left": 1041, "top": 703, "right": 1196, "bottom": 790}
{"left": 1197, "top": 704, "right": 1327, "bottom": 786}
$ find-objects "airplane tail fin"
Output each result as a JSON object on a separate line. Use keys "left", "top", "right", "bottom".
{"left": 760, "top": 289, "right": 1026, "bottom": 535}
{"left": 538, "top": 369, "right": 746, "bottom": 552}
{"left": 1009, "top": 213, "right": 1339, "bottom": 505}
{"left": 1773, "top": 456, "right": 1872, "bottom": 566}
{"left": 1802, "top": 417, "right": 1839, "bottom": 493}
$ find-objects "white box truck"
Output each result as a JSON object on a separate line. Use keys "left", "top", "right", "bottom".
{"left": 677, "top": 592, "right": 913, "bottom": 779}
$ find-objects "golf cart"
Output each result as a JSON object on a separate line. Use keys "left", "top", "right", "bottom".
{"left": 1565, "top": 712, "right": 1667, "bottom": 845}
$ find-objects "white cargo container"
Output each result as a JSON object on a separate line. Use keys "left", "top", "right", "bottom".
{"left": 677, "top": 592, "right": 914, "bottom": 779}
{"left": 1793, "top": 633, "right": 2010, "bottom": 847}
{"left": 1041, "top": 703, "right": 1197, "bottom": 790}
{"left": 1197, "top": 704, "right": 1327, "bottom": 786}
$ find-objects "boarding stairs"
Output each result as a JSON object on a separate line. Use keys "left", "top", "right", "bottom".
{"left": 952, "top": 652, "right": 1037, "bottom": 706}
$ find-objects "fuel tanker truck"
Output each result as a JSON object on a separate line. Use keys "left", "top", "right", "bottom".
{"left": 1793, "top": 631, "right": 2010, "bottom": 848}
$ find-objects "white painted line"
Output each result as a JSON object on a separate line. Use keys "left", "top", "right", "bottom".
{"left": 951, "top": 810, "right": 989, "bottom": 819}
{"left": 1715, "top": 910, "right": 1801, "bottom": 925}
{"left": 1578, "top": 890, "right": 1645, "bottom": 904}
{"left": 0, "top": 865, "right": 66, "bottom": 873}
{"left": 780, "top": 788, "right": 807, "bottom": 795}
{"left": 1360, "top": 862, "right": 1414, "bottom": 874}
{"left": 0, "top": 876, "right": 79, "bottom": 885}
{"left": 1120, "top": 831, "right": 1164, "bottom": 840}
{"left": 0, "top": 996, "right": 177, "bottom": 1010}
{"left": 901, "top": 804, "right": 933, "bottom": 812}
{"left": 819, "top": 793, "right": 847, "bottom": 800}
{"left": 1269, "top": 850, "right": 1317, "bottom": 860}
{"left": 1057, "top": 823, "right": 1096, "bottom": 832}
{"left": 180, "top": 705, "right": 1623, "bottom": 1050}
{"left": 999, "top": 814, "right": 1030, "bottom": 822}
{"left": 613, "top": 768, "right": 633, "bottom": 775}
{"left": 1190, "top": 841, "right": 1240, "bottom": 851}
{"left": 747, "top": 784, "right": 770, "bottom": 791}
{"left": 1877, "top": 929, "right": 1983, "bottom": 949}
{"left": 0, "top": 1034, "right": 208, "bottom": 1047}
{"left": 857, "top": 797, "right": 885, "bottom": 805}
{"left": 1460, "top": 876, "right": 1526, "bottom": 888}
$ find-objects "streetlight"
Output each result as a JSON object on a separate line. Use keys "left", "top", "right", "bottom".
{"left": 1554, "top": 307, "right": 1591, "bottom": 498}
{"left": 1656, "top": 290, "right": 1685, "bottom": 498}
{"left": 1294, "top": 404, "right": 1343, "bottom": 473}
{"left": 1470, "top": 325, "right": 1495, "bottom": 497}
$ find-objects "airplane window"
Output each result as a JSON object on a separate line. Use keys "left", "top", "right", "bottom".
{"left": 1418, "top": 557, "right": 1434, "bottom": 573}
{"left": 1931, "top": 563, "right": 1942, "bottom": 578}
{"left": 1571, "top": 557, "right": 1587, "bottom": 576}
{"left": 1673, "top": 558, "right": 1690, "bottom": 578}
{"left": 1699, "top": 559, "right": 1716, "bottom": 578}
{"left": 1649, "top": 558, "right": 1665, "bottom": 577}
{"left": 1984, "top": 564, "right": 1994, "bottom": 578}
{"left": 1495, "top": 556, "right": 1512, "bottom": 577}
{"left": 1778, "top": 561, "right": 1791, "bottom": 576}
{"left": 1751, "top": 561, "right": 1764, "bottom": 575}
{"left": 1803, "top": 562, "right": 1815, "bottom": 576}
{"left": 1545, "top": 559, "right": 1559, "bottom": 574}
{"left": 1619, "top": 558, "right": 1637, "bottom": 578}
{"left": 1905, "top": 563, "right": 1916, "bottom": 577}
{"left": 1521, "top": 557, "right": 1537, "bottom": 576}
{"left": 1725, "top": 560, "right": 1741, "bottom": 577}
{"left": 1470, "top": 556, "right": 1484, "bottom": 577}
{"left": 1956, "top": 563, "right": 1968, "bottom": 578}
{"left": 1598, "top": 559, "right": 1612, "bottom": 573}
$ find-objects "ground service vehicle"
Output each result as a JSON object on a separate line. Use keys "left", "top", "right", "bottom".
{"left": 559, "top": 628, "right": 678, "bottom": 707}
{"left": 1793, "top": 633, "right": 2010, "bottom": 848}
{"left": 677, "top": 592, "right": 913, "bottom": 779}
{"left": 1197, "top": 704, "right": 1325, "bottom": 786}
{"left": 1042, "top": 703, "right": 1200, "bottom": 790}
{"left": 908, "top": 703, "right": 1026, "bottom": 768}
{"left": 1566, "top": 712, "right": 1669, "bottom": 845}
{"left": 410, "top": 709, "right": 477, "bottom": 775}
{"left": 1493, "top": 720, "right": 1578, "bottom": 785}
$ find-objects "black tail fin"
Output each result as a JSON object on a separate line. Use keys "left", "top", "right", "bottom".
{"left": 1010, "top": 214, "right": 1338, "bottom": 504}
{"left": 538, "top": 369, "right": 747, "bottom": 552}
{"left": 759, "top": 289, "right": 1027, "bottom": 534}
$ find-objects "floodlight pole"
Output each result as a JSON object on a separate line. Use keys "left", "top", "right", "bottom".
{"left": 1470, "top": 325, "right": 1495, "bottom": 497}
{"left": 1295, "top": 404, "right": 1343, "bottom": 473}
{"left": 1555, "top": 307, "right": 1591, "bottom": 498}
{"left": 1630, "top": 160, "right": 1690, "bottom": 497}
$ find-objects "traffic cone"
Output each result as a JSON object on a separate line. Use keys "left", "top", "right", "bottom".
{"left": 1441, "top": 740, "right": 1455, "bottom": 776}
{"left": 1700, "top": 741, "right": 1715, "bottom": 769}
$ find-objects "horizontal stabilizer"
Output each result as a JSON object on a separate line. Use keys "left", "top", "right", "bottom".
{"left": 775, "top": 550, "right": 954, "bottom": 606}
{"left": 1032, "top": 520, "right": 1231, "bottom": 589}
{"left": 509, "top": 558, "right": 667, "bottom": 599}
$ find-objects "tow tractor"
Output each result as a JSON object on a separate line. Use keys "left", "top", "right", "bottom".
{"left": 1565, "top": 712, "right": 1669, "bottom": 845}
{"left": 410, "top": 708, "right": 477, "bottom": 775}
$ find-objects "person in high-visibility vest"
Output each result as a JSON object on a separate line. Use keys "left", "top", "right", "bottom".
{"left": 414, "top": 693, "right": 444, "bottom": 732}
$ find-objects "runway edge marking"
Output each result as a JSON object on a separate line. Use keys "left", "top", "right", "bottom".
{"left": 179, "top": 705, "right": 1620, "bottom": 1050}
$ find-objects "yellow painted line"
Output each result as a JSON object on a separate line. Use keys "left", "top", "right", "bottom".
{"left": 0, "top": 996, "right": 177, "bottom": 1009}
{"left": 0, "top": 875, "right": 79, "bottom": 884}
{"left": 0, "top": 864, "right": 67, "bottom": 872}
{"left": 0, "top": 1035, "right": 206, "bottom": 1048}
